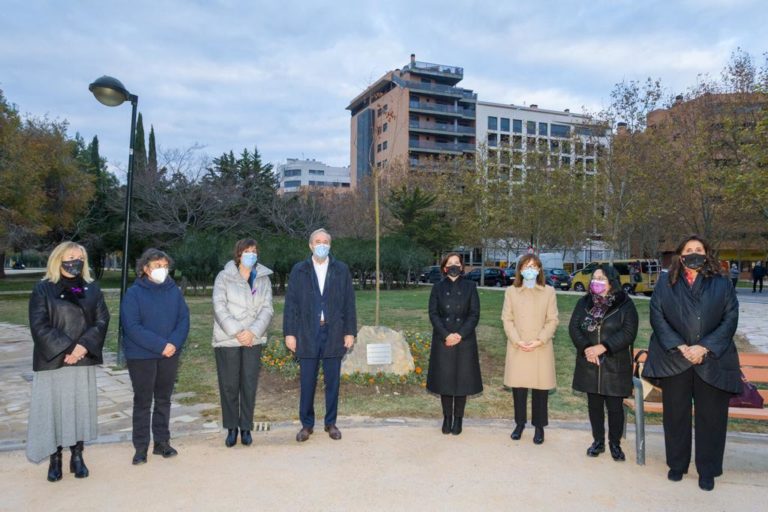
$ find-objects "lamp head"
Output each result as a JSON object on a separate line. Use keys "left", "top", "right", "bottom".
{"left": 89, "top": 76, "right": 131, "bottom": 107}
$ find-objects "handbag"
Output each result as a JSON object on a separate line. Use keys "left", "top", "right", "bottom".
{"left": 729, "top": 371, "right": 765, "bottom": 408}
{"left": 633, "top": 350, "right": 662, "bottom": 402}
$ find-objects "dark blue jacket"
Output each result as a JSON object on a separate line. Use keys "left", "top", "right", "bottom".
{"left": 283, "top": 256, "right": 357, "bottom": 359}
{"left": 120, "top": 276, "right": 190, "bottom": 360}
{"left": 642, "top": 272, "right": 741, "bottom": 393}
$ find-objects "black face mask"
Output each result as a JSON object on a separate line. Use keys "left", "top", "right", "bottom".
{"left": 681, "top": 253, "right": 706, "bottom": 271}
{"left": 446, "top": 265, "right": 462, "bottom": 277}
{"left": 61, "top": 259, "right": 84, "bottom": 277}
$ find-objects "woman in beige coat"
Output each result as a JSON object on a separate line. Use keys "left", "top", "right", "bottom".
{"left": 501, "top": 254, "right": 559, "bottom": 444}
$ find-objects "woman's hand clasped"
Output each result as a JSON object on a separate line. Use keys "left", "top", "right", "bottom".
{"left": 445, "top": 333, "right": 462, "bottom": 347}
{"left": 678, "top": 344, "right": 708, "bottom": 365}
{"left": 517, "top": 339, "right": 543, "bottom": 352}
{"left": 236, "top": 330, "right": 255, "bottom": 347}
{"left": 64, "top": 344, "right": 88, "bottom": 365}
{"left": 584, "top": 344, "right": 607, "bottom": 365}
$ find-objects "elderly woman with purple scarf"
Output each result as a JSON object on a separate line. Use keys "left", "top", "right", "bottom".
{"left": 569, "top": 264, "right": 638, "bottom": 461}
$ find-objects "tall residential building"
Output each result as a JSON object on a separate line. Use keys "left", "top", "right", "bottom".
{"left": 476, "top": 101, "right": 608, "bottom": 182}
{"left": 276, "top": 158, "right": 350, "bottom": 194}
{"left": 347, "top": 54, "right": 477, "bottom": 188}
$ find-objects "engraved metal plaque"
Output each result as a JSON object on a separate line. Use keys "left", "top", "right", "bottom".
{"left": 366, "top": 343, "right": 392, "bottom": 365}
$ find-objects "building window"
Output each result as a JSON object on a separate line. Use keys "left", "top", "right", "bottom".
{"left": 488, "top": 116, "right": 498, "bottom": 130}
{"left": 488, "top": 133, "right": 498, "bottom": 147}
{"left": 308, "top": 169, "right": 325, "bottom": 175}
{"left": 538, "top": 122, "right": 548, "bottom": 136}
{"left": 383, "top": 122, "right": 388, "bottom": 132}
{"left": 500, "top": 118, "right": 510, "bottom": 132}
{"left": 382, "top": 141, "right": 388, "bottom": 150}
{"left": 551, "top": 123, "right": 570, "bottom": 138}
{"left": 377, "top": 108, "right": 382, "bottom": 117}
{"left": 284, "top": 168, "right": 301, "bottom": 177}
{"left": 513, "top": 119, "right": 522, "bottom": 133}
{"left": 342, "top": 183, "right": 350, "bottom": 188}
{"left": 383, "top": 104, "right": 388, "bottom": 112}
{"left": 527, "top": 121, "right": 536, "bottom": 135}
{"left": 377, "top": 143, "right": 382, "bottom": 153}
{"left": 284, "top": 180, "right": 301, "bottom": 188}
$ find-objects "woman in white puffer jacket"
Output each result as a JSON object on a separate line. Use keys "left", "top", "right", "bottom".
{"left": 212, "top": 239, "right": 274, "bottom": 448}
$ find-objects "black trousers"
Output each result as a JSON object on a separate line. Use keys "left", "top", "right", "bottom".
{"left": 754, "top": 276, "right": 764, "bottom": 292}
{"left": 440, "top": 395, "right": 467, "bottom": 417}
{"left": 587, "top": 393, "right": 624, "bottom": 445}
{"left": 127, "top": 354, "right": 180, "bottom": 449}
{"left": 215, "top": 345, "right": 262, "bottom": 431}
{"left": 660, "top": 368, "right": 731, "bottom": 478}
{"left": 512, "top": 387, "right": 548, "bottom": 427}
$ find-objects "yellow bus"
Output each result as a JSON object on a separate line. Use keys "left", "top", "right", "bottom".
{"left": 571, "top": 259, "right": 661, "bottom": 295}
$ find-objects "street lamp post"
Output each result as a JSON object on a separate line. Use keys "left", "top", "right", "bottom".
{"left": 89, "top": 76, "right": 138, "bottom": 366}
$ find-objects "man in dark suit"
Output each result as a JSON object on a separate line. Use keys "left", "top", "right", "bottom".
{"left": 284, "top": 228, "right": 357, "bottom": 442}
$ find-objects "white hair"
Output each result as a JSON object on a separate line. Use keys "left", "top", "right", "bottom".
{"left": 309, "top": 228, "right": 332, "bottom": 244}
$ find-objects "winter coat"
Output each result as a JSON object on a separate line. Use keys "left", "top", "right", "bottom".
{"left": 642, "top": 272, "right": 741, "bottom": 394}
{"left": 753, "top": 264, "right": 766, "bottom": 279}
{"left": 569, "top": 291, "right": 638, "bottom": 397}
{"left": 28, "top": 280, "right": 109, "bottom": 372}
{"left": 120, "top": 276, "right": 190, "bottom": 360}
{"left": 426, "top": 277, "right": 483, "bottom": 396}
{"left": 501, "top": 284, "right": 559, "bottom": 389}
{"left": 283, "top": 256, "right": 357, "bottom": 359}
{"left": 212, "top": 261, "right": 274, "bottom": 348}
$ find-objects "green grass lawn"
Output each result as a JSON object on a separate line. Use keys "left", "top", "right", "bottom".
{"left": 0, "top": 270, "right": 125, "bottom": 292}
{"left": 2, "top": 286, "right": 766, "bottom": 432}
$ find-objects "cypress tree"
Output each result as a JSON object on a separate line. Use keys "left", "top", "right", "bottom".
{"left": 134, "top": 113, "right": 147, "bottom": 175}
{"left": 148, "top": 125, "right": 157, "bottom": 177}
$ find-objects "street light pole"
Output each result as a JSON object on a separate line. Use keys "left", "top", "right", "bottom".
{"left": 89, "top": 76, "right": 138, "bottom": 366}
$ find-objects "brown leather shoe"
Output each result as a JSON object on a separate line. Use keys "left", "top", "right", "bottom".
{"left": 296, "top": 427, "right": 313, "bottom": 442}
{"left": 324, "top": 424, "right": 342, "bottom": 440}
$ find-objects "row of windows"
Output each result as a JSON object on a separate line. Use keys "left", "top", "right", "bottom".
{"left": 376, "top": 122, "right": 388, "bottom": 135}
{"left": 376, "top": 104, "right": 389, "bottom": 117}
{"left": 284, "top": 168, "right": 327, "bottom": 177}
{"left": 284, "top": 180, "right": 351, "bottom": 189}
{"left": 486, "top": 134, "right": 599, "bottom": 155}
{"left": 377, "top": 141, "right": 388, "bottom": 152}
{"left": 487, "top": 117, "right": 574, "bottom": 138}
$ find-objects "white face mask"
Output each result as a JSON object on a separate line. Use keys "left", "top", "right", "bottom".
{"left": 150, "top": 268, "right": 168, "bottom": 284}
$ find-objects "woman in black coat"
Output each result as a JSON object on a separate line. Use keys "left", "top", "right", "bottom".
{"left": 426, "top": 252, "right": 483, "bottom": 436}
{"left": 642, "top": 235, "right": 740, "bottom": 492}
{"left": 570, "top": 264, "right": 638, "bottom": 461}
{"left": 27, "top": 242, "right": 109, "bottom": 482}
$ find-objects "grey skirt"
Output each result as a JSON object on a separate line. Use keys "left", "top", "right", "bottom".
{"left": 26, "top": 366, "right": 98, "bottom": 463}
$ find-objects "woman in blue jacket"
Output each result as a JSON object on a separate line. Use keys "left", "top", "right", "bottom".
{"left": 120, "top": 248, "right": 190, "bottom": 465}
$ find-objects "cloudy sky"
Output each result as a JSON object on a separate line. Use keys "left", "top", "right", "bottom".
{"left": 1, "top": 0, "right": 766, "bottom": 178}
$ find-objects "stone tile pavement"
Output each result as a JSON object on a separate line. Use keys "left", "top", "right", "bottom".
{"left": 0, "top": 323, "right": 220, "bottom": 452}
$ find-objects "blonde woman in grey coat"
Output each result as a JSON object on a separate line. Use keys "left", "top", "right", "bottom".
{"left": 212, "top": 239, "right": 274, "bottom": 447}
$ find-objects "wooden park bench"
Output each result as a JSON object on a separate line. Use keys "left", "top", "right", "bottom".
{"left": 624, "top": 350, "right": 768, "bottom": 465}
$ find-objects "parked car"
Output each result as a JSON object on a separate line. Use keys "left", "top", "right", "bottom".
{"left": 543, "top": 268, "right": 571, "bottom": 290}
{"left": 419, "top": 265, "right": 443, "bottom": 284}
{"left": 504, "top": 265, "right": 516, "bottom": 282}
{"left": 11, "top": 261, "right": 26, "bottom": 269}
{"left": 466, "top": 267, "right": 509, "bottom": 287}
{"left": 570, "top": 259, "right": 661, "bottom": 295}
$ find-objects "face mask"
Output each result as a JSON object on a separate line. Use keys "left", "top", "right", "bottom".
{"left": 681, "top": 253, "right": 706, "bottom": 271}
{"left": 150, "top": 268, "right": 168, "bottom": 284}
{"left": 590, "top": 280, "right": 609, "bottom": 295}
{"left": 521, "top": 268, "right": 539, "bottom": 281}
{"left": 61, "top": 259, "right": 84, "bottom": 277}
{"left": 313, "top": 243, "right": 330, "bottom": 260}
{"left": 446, "top": 265, "right": 462, "bottom": 277}
{"left": 241, "top": 252, "right": 258, "bottom": 268}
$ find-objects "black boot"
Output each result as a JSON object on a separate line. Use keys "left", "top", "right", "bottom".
{"left": 608, "top": 441, "right": 625, "bottom": 461}
{"left": 586, "top": 439, "right": 605, "bottom": 457}
{"left": 47, "top": 446, "right": 63, "bottom": 482}
{"left": 225, "top": 428, "right": 238, "bottom": 447}
{"left": 69, "top": 441, "right": 89, "bottom": 478}
{"left": 451, "top": 417, "right": 463, "bottom": 436}
{"left": 441, "top": 416, "right": 452, "bottom": 435}
{"left": 510, "top": 423, "right": 525, "bottom": 440}
{"left": 241, "top": 430, "right": 252, "bottom": 446}
{"left": 533, "top": 426, "right": 545, "bottom": 445}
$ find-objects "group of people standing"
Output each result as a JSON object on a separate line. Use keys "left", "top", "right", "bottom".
{"left": 25, "top": 232, "right": 740, "bottom": 493}
{"left": 425, "top": 234, "right": 740, "bottom": 492}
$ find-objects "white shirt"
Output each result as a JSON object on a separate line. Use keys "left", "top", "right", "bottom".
{"left": 313, "top": 257, "right": 329, "bottom": 320}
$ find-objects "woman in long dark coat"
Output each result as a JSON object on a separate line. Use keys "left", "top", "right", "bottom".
{"left": 570, "top": 264, "right": 638, "bottom": 461}
{"left": 427, "top": 252, "right": 483, "bottom": 436}
{"left": 642, "top": 234, "right": 740, "bottom": 492}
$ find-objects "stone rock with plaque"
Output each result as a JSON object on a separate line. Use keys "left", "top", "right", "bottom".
{"left": 341, "top": 325, "right": 415, "bottom": 376}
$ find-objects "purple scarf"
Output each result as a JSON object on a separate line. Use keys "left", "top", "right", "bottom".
{"left": 581, "top": 293, "right": 615, "bottom": 332}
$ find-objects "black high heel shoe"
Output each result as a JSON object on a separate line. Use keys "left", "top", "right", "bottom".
{"left": 225, "top": 428, "right": 238, "bottom": 447}
{"left": 241, "top": 430, "right": 252, "bottom": 446}
{"left": 69, "top": 441, "right": 89, "bottom": 478}
{"left": 441, "top": 416, "right": 453, "bottom": 435}
{"left": 47, "top": 446, "right": 63, "bottom": 482}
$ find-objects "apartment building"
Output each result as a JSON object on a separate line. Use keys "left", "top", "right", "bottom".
{"left": 347, "top": 54, "right": 477, "bottom": 188}
{"left": 276, "top": 158, "right": 350, "bottom": 194}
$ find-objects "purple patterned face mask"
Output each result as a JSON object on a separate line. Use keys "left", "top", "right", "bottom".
{"left": 589, "top": 280, "right": 608, "bottom": 295}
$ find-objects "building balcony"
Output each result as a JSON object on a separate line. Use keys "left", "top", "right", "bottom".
{"left": 409, "top": 139, "right": 476, "bottom": 154}
{"left": 402, "top": 60, "right": 463, "bottom": 81}
{"left": 393, "top": 75, "right": 476, "bottom": 100}
{"left": 409, "top": 120, "right": 475, "bottom": 135}
{"left": 409, "top": 101, "right": 476, "bottom": 119}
